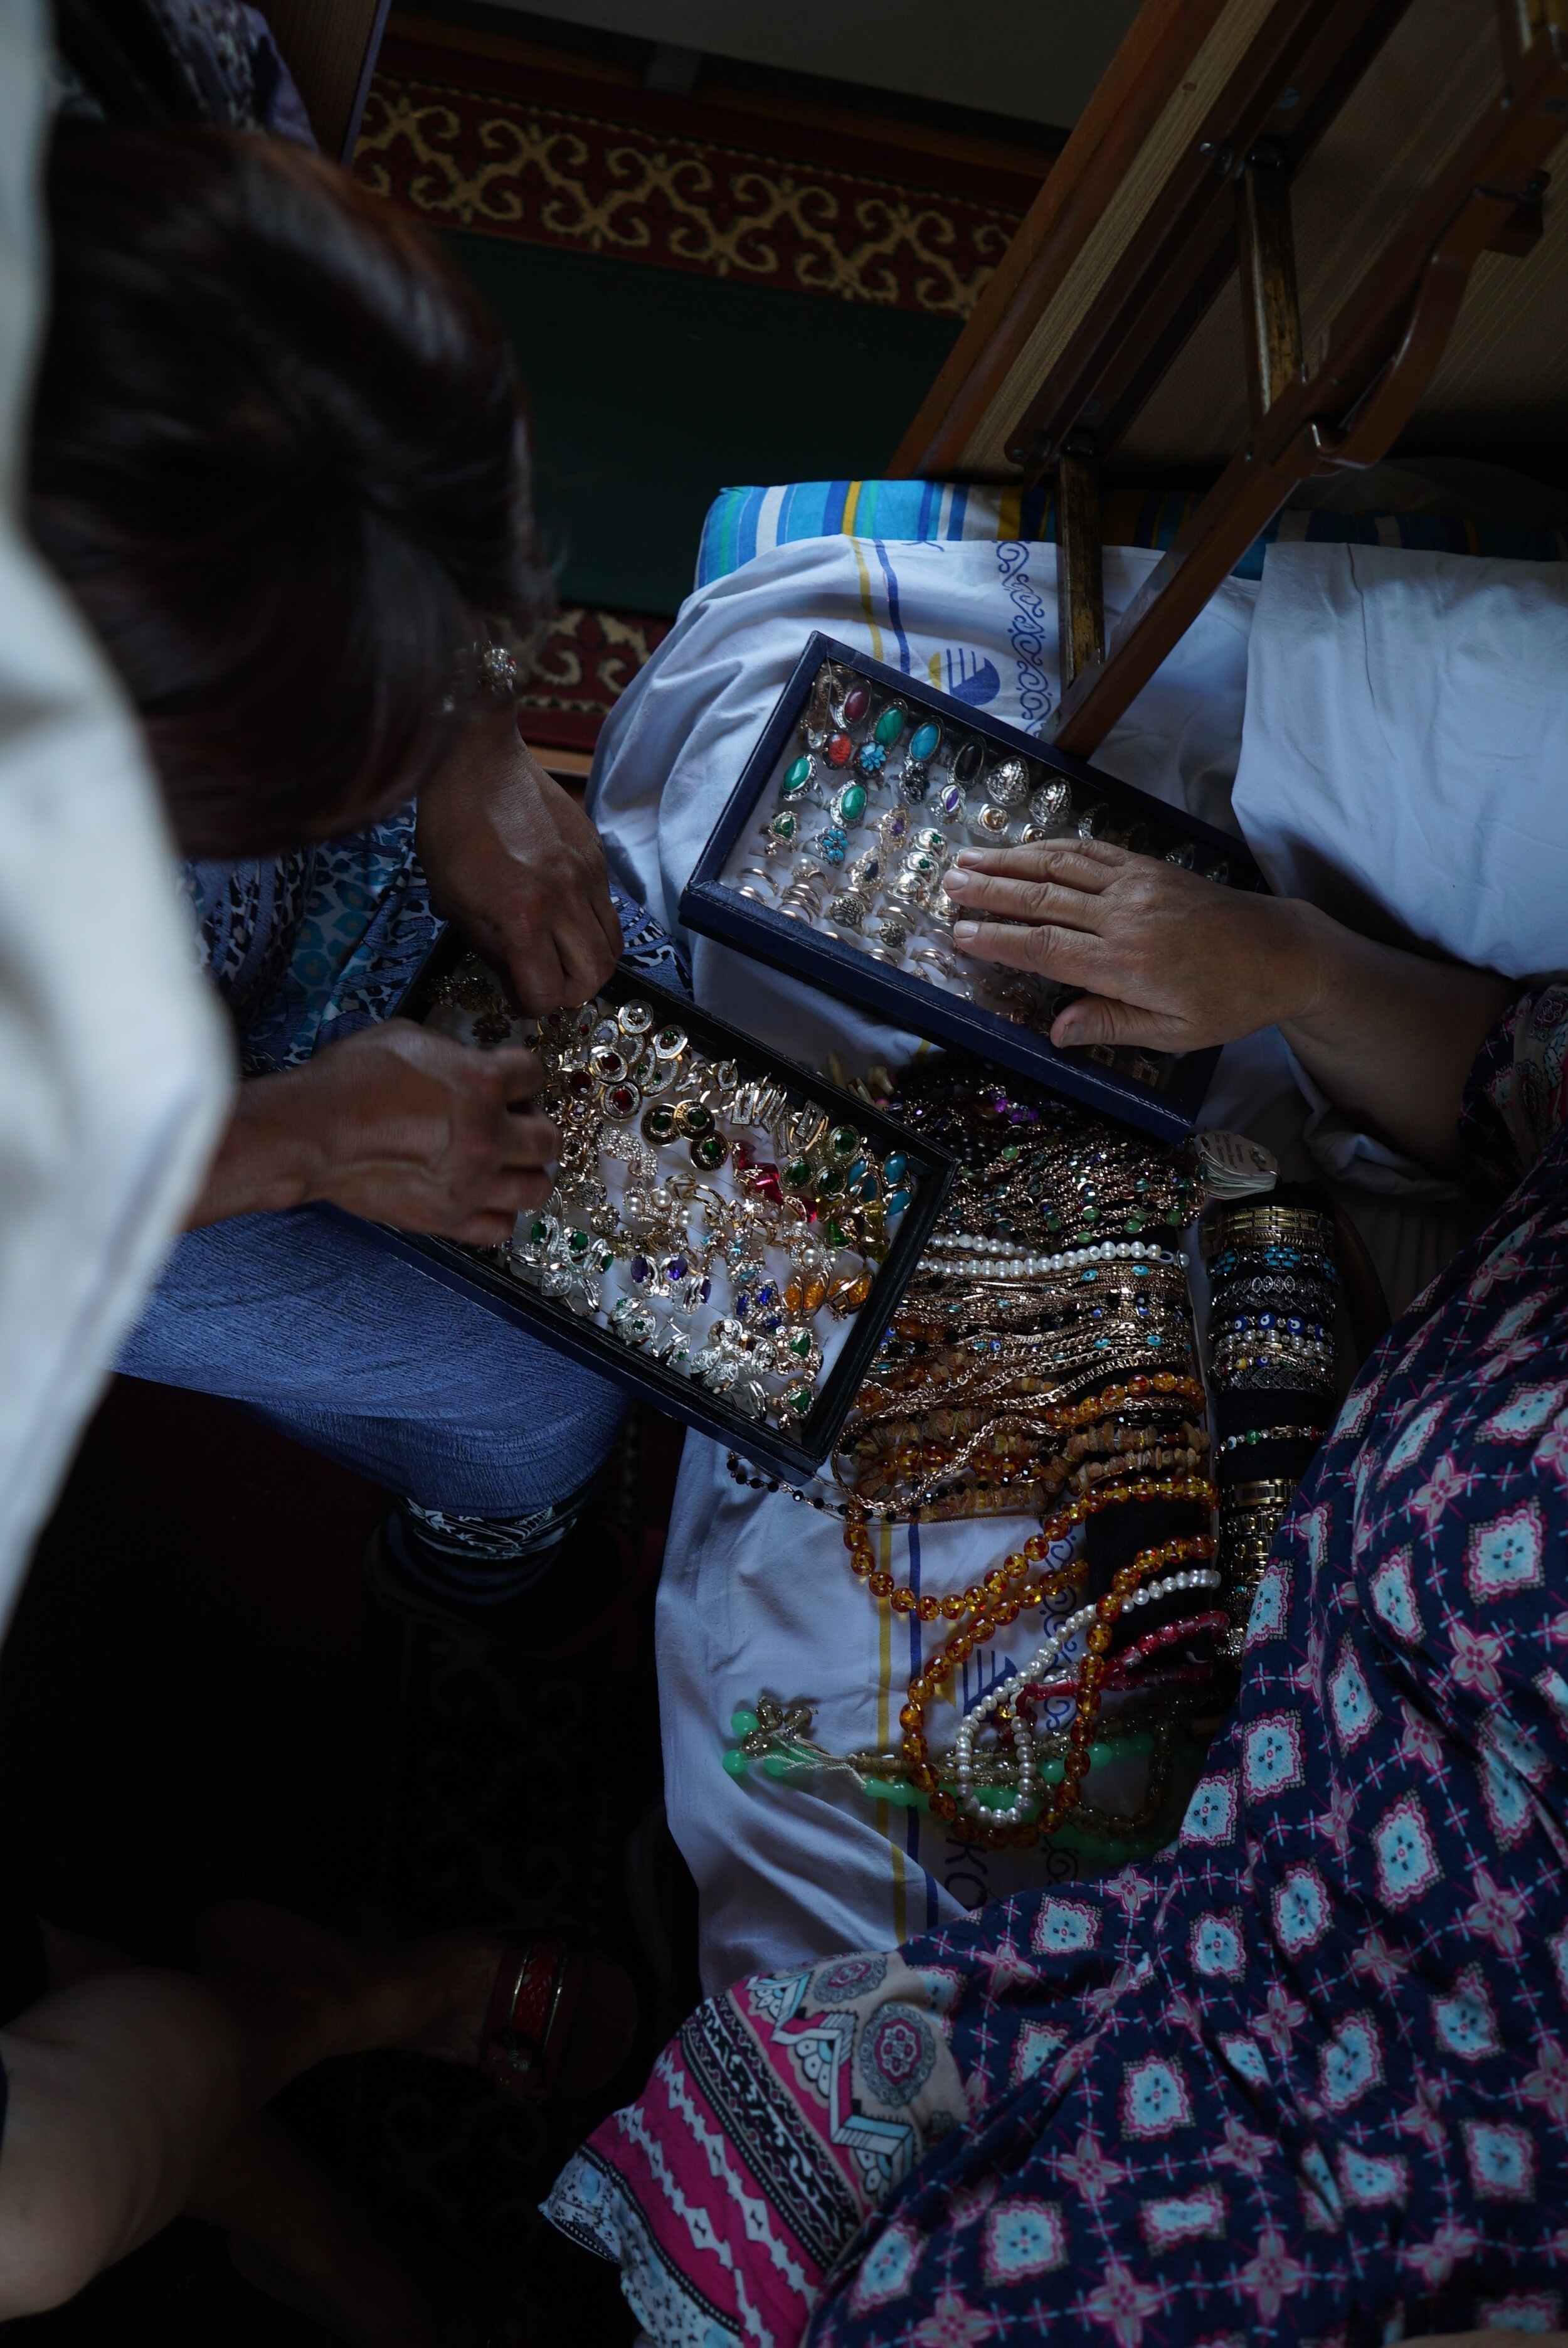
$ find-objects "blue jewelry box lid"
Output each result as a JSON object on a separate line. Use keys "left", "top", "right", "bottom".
{"left": 680, "top": 632, "right": 1264, "bottom": 1144}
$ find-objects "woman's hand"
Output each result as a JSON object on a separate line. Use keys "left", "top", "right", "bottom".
{"left": 943, "top": 839, "right": 1321, "bottom": 1053}
{"left": 416, "top": 709, "right": 622, "bottom": 1014}
{"left": 187, "top": 1022, "right": 558, "bottom": 1245}
{"left": 943, "top": 837, "right": 1512, "bottom": 1173}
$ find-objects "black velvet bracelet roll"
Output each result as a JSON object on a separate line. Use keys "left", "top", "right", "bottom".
{"left": 1205, "top": 1181, "right": 1340, "bottom": 1644}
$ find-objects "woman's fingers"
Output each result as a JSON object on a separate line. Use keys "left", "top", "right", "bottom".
{"left": 442, "top": 1162, "right": 553, "bottom": 1248}
{"left": 497, "top": 1108, "right": 560, "bottom": 1173}
{"left": 551, "top": 902, "right": 620, "bottom": 1006}
{"left": 451, "top": 1150, "right": 559, "bottom": 1243}
{"left": 1050, "top": 992, "right": 1194, "bottom": 1054}
{"left": 591, "top": 866, "right": 627, "bottom": 962}
{"left": 943, "top": 866, "right": 1106, "bottom": 932}
{"left": 486, "top": 1166, "right": 557, "bottom": 1214}
{"left": 951, "top": 916, "right": 1106, "bottom": 988}
{"left": 502, "top": 934, "right": 571, "bottom": 1017}
{"left": 449, "top": 1208, "right": 531, "bottom": 1248}
{"left": 480, "top": 1044, "right": 544, "bottom": 1102}
{"left": 460, "top": 1052, "right": 559, "bottom": 1177}
{"left": 954, "top": 838, "right": 1129, "bottom": 891}
{"left": 504, "top": 847, "right": 619, "bottom": 1010}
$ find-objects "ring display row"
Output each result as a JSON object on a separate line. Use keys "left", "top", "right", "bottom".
{"left": 721, "top": 660, "right": 1244, "bottom": 1081}
{"left": 426, "top": 964, "right": 918, "bottom": 1432}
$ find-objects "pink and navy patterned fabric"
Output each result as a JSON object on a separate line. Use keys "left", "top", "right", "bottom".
{"left": 548, "top": 991, "right": 1568, "bottom": 2346}
{"left": 547, "top": 1954, "right": 969, "bottom": 2345}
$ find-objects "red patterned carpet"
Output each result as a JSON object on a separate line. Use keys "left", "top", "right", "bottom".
{"left": 356, "top": 36, "right": 1034, "bottom": 317}
{"left": 519, "top": 602, "right": 670, "bottom": 755}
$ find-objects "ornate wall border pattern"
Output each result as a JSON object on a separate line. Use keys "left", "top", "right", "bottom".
{"left": 354, "top": 62, "right": 1029, "bottom": 318}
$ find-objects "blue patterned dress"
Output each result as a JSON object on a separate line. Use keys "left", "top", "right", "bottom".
{"left": 549, "top": 988, "right": 1568, "bottom": 2345}
{"left": 184, "top": 807, "right": 687, "bottom": 1072}
{"left": 183, "top": 812, "right": 440, "bottom": 1073}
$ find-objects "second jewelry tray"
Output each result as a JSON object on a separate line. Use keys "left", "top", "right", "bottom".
{"left": 680, "top": 632, "right": 1267, "bottom": 1144}
{"left": 346, "top": 930, "right": 955, "bottom": 1479}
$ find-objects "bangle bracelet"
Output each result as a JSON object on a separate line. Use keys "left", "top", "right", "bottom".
{"left": 1211, "top": 1328, "right": 1333, "bottom": 1356}
{"left": 1218, "top": 1361, "right": 1337, "bottom": 1393}
{"left": 1210, "top": 1291, "right": 1337, "bottom": 1325}
{"left": 1209, "top": 1258, "right": 1337, "bottom": 1286}
{"left": 1211, "top": 1343, "right": 1334, "bottom": 1378}
{"left": 1218, "top": 1424, "right": 1326, "bottom": 1453}
{"left": 1204, "top": 1210, "right": 1333, "bottom": 1245}
{"left": 1203, "top": 1213, "right": 1333, "bottom": 1256}
{"left": 1223, "top": 1477, "right": 1300, "bottom": 1511}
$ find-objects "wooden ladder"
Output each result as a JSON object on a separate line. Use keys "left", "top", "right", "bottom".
{"left": 892, "top": 0, "right": 1568, "bottom": 754}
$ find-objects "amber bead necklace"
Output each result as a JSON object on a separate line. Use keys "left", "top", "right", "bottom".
{"left": 897, "top": 1525, "right": 1217, "bottom": 1848}
{"left": 842, "top": 1469, "right": 1213, "bottom": 1620}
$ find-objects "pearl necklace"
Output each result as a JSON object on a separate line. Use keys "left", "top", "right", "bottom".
{"left": 924, "top": 1235, "right": 1189, "bottom": 1280}
{"left": 950, "top": 1564, "right": 1222, "bottom": 1821}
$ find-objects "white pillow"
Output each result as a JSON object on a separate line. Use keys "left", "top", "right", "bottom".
{"left": 1232, "top": 540, "right": 1568, "bottom": 979}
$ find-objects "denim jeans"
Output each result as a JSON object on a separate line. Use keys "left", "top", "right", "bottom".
{"left": 119, "top": 1206, "right": 627, "bottom": 1515}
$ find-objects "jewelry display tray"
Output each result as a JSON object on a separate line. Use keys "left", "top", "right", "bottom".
{"left": 347, "top": 933, "right": 955, "bottom": 1479}
{"left": 680, "top": 633, "right": 1267, "bottom": 1145}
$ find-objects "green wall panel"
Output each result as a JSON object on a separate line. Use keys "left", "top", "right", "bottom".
{"left": 441, "top": 230, "right": 962, "bottom": 617}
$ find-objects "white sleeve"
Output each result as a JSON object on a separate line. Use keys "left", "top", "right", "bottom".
{"left": 0, "top": 0, "right": 230, "bottom": 1626}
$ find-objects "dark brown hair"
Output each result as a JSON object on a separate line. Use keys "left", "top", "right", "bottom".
{"left": 29, "top": 127, "right": 553, "bottom": 858}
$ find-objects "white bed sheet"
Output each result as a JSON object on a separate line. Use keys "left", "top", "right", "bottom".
{"left": 1234, "top": 540, "right": 1568, "bottom": 978}
{"left": 1229, "top": 541, "right": 1568, "bottom": 1320}
{"left": 586, "top": 533, "right": 1530, "bottom": 1989}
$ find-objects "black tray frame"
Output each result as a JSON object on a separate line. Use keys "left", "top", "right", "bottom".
{"left": 343, "top": 933, "right": 954, "bottom": 1479}
{"left": 680, "top": 632, "right": 1265, "bottom": 1144}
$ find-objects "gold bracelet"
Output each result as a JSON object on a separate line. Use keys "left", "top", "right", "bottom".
{"left": 1220, "top": 1504, "right": 1292, "bottom": 1531}
{"left": 1224, "top": 1522, "right": 1277, "bottom": 1546}
{"left": 1210, "top": 1336, "right": 1334, "bottom": 1372}
{"left": 1218, "top": 1423, "right": 1326, "bottom": 1453}
{"left": 1211, "top": 1327, "right": 1333, "bottom": 1356}
{"left": 1219, "top": 1504, "right": 1291, "bottom": 1534}
{"left": 1203, "top": 1211, "right": 1333, "bottom": 1255}
{"left": 1222, "top": 1477, "right": 1300, "bottom": 1511}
